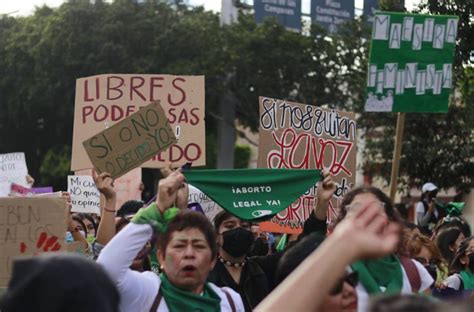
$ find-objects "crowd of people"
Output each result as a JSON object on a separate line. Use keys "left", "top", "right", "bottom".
{"left": 0, "top": 169, "right": 473, "bottom": 312}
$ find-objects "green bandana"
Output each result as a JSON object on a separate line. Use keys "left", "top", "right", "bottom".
{"left": 131, "top": 203, "right": 180, "bottom": 233}
{"left": 159, "top": 273, "right": 221, "bottom": 312}
{"left": 183, "top": 169, "right": 320, "bottom": 221}
{"left": 436, "top": 201, "right": 465, "bottom": 217}
{"left": 351, "top": 255, "right": 403, "bottom": 295}
{"left": 460, "top": 270, "right": 474, "bottom": 290}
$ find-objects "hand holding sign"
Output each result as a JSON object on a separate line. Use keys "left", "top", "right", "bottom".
{"left": 83, "top": 101, "right": 177, "bottom": 180}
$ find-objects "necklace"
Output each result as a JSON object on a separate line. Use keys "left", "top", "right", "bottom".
{"left": 218, "top": 255, "right": 246, "bottom": 268}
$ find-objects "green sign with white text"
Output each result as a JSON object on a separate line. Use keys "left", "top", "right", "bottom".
{"left": 365, "top": 12, "right": 458, "bottom": 113}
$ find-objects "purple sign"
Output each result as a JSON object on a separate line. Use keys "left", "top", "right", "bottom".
{"left": 31, "top": 187, "right": 54, "bottom": 194}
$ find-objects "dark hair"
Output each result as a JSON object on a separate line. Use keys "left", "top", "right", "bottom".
{"left": 275, "top": 233, "right": 325, "bottom": 285}
{"left": 450, "top": 236, "right": 474, "bottom": 273}
{"left": 435, "top": 227, "right": 464, "bottom": 265}
{"left": 336, "top": 186, "right": 401, "bottom": 225}
{"left": 117, "top": 200, "right": 144, "bottom": 217}
{"left": 213, "top": 210, "right": 234, "bottom": 231}
{"left": 158, "top": 211, "right": 217, "bottom": 259}
{"left": 369, "top": 294, "right": 437, "bottom": 312}
{"left": 434, "top": 217, "right": 471, "bottom": 238}
{"left": 77, "top": 213, "right": 97, "bottom": 237}
{"left": 0, "top": 254, "right": 119, "bottom": 312}
{"left": 72, "top": 215, "right": 87, "bottom": 234}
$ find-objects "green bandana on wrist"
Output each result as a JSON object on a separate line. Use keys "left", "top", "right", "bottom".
{"left": 131, "top": 203, "right": 180, "bottom": 233}
{"left": 351, "top": 255, "right": 403, "bottom": 295}
{"left": 183, "top": 168, "right": 321, "bottom": 221}
{"left": 159, "top": 273, "right": 221, "bottom": 312}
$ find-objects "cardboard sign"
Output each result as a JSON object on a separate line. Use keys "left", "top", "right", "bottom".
{"left": 0, "top": 152, "right": 29, "bottom": 196}
{"left": 68, "top": 176, "right": 101, "bottom": 215}
{"left": 365, "top": 12, "right": 458, "bottom": 112}
{"left": 0, "top": 197, "right": 67, "bottom": 287}
{"left": 83, "top": 101, "right": 176, "bottom": 179}
{"left": 114, "top": 168, "right": 142, "bottom": 211}
{"left": 188, "top": 184, "right": 223, "bottom": 223}
{"left": 257, "top": 97, "right": 357, "bottom": 233}
{"left": 71, "top": 74, "right": 206, "bottom": 171}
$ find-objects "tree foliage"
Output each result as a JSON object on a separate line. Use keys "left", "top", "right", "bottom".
{"left": 0, "top": 0, "right": 471, "bottom": 194}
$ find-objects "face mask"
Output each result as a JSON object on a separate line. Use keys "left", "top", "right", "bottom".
{"left": 86, "top": 234, "right": 95, "bottom": 244}
{"left": 221, "top": 227, "right": 254, "bottom": 257}
{"left": 79, "top": 230, "right": 86, "bottom": 238}
{"left": 468, "top": 254, "right": 474, "bottom": 272}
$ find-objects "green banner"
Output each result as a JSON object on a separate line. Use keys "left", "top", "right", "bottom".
{"left": 183, "top": 169, "right": 321, "bottom": 222}
{"left": 365, "top": 12, "right": 458, "bottom": 113}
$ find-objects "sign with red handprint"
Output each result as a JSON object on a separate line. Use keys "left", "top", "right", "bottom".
{"left": 0, "top": 197, "right": 67, "bottom": 287}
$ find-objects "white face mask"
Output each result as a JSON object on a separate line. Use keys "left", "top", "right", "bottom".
{"left": 79, "top": 230, "right": 87, "bottom": 238}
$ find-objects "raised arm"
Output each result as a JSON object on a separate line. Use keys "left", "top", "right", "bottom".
{"left": 314, "top": 170, "right": 336, "bottom": 221}
{"left": 94, "top": 171, "right": 117, "bottom": 246}
{"left": 256, "top": 203, "right": 400, "bottom": 312}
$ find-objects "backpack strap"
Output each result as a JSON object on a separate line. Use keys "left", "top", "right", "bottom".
{"left": 222, "top": 288, "right": 236, "bottom": 312}
{"left": 399, "top": 256, "right": 421, "bottom": 293}
{"left": 149, "top": 286, "right": 163, "bottom": 312}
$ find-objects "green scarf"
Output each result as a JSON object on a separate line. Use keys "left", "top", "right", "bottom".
{"left": 159, "top": 273, "right": 221, "bottom": 312}
{"left": 459, "top": 270, "right": 474, "bottom": 290}
{"left": 351, "top": 255, "right": 403, "bottom": 295}
{"left": 132, "top": 203, "right": 180, "bottom": 233}
{"left": 183, "top": 168, "right": 321, "bottom": 221}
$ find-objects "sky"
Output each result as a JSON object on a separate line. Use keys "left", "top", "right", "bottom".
{"left": 1, "top": 0, "right": 421, "bottom": 16}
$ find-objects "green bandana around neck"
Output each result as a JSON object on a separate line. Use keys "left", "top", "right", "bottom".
{"left": 460, "top": 270, "right": 474, "bottom": 290}
{"left": 183, "top": 168, "right": 320, "bottom": 221}
{"left": 351, "top": 255, "right": 403, "bottom": 295}
{"left": 159, "top": 273, "right": 221, "bottom": 312}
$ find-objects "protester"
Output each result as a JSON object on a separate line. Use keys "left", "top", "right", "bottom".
{"left": 276, "top": 233, "right": 358, "bottom": 311}
{"left": 0, "top": 254, "right": 119, "bottom": 312}
{"left": 442, "top": 236, "right": 474, "bottom": 293}
{"left": 207, "top": 210, "right": 278, "bottom": 311}
{"left": 340, "top": 187, "right": 433, "bottom": 311}
{"left": 400, "top": 231, "right": 446, "bottom": 287}
{"left": 98, "top": 169, "right": 244, "bottom": 311}
{"left": 416, "top": 182, "right": 444, "bottom": 235}
{"left": 255, "top": 197, "right": 401, "bottom": 311}
{"left": 435, "top": 226, "right": 466, "bottom": 267}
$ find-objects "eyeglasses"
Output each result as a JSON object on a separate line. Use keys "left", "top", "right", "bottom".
{"left": 330, "top": 271, "right": 358, "bottom": 295}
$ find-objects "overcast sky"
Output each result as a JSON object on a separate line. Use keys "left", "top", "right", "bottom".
{"left": 1, "top": 0, "right": 421, "bottom": 16}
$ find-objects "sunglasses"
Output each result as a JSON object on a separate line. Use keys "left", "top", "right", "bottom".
{"left": 330, "top": 271, "right": 358, "bottom": 295}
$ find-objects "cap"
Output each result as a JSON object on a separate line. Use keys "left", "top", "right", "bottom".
{"left": 422, "top": 182, "right": 438, "bottom": 193}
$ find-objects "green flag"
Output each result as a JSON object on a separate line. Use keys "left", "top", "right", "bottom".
{"left": 365, "top": 12, "right": 458, "bottom": 113}
{"left": 183, "top": 169, "right": 321, "bottom": 221}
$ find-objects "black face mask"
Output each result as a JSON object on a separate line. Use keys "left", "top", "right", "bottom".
{"left": 248, "top": 237, "right": 270, "bottom": 257}
{"left": 468, "top": 254, "right": 474, "bottom": 272}
{"left": 221, "top": 227, "right": 254, "bottom": 257}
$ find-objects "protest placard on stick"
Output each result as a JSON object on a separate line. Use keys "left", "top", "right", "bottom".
{"left": 0, "top": 197, "right": 67, "bottom": 287}
{"left": 68, "top": 175, "right": 101, "bottom": 215}
{"left": 71, "top": 74, "right": 205, "bottom": 171}
{"left": 83, "top": 101, "right": 176, "bottom": 179}
{"left": 364, "top": 12, "right": 458, "bottom": 113}
{"left": 257, "top": 97, "right": 357, "bottom": 233}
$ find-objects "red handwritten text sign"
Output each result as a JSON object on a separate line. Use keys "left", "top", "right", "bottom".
{"left": 257, "top": 97, "right": 357, "bottom": 234}
{"left": 0, "top": 197, "right": 67, "bottom": 287}
{"left": 72, "top": 74, "right": 205, "bottom": 171}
